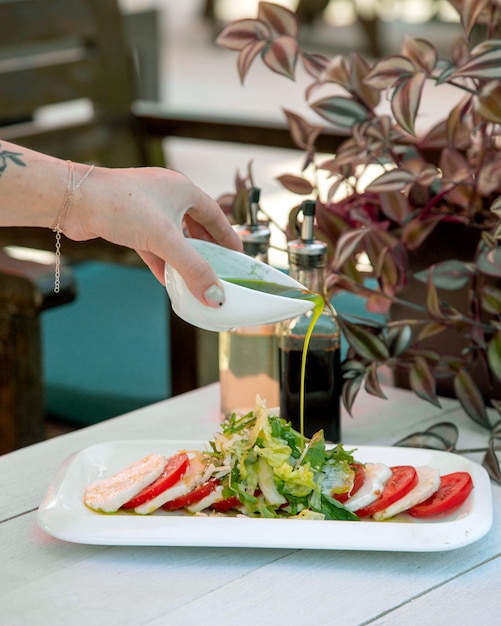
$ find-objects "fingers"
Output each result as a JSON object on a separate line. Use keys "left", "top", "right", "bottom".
{"left": 138, "top": 242, "right": 226, "bottom": 308}
{"left": 185, "top": 190, "right": 243, "bottom": 253}
{"left": 136, "top": 251, "right": 166, "bottom": 285}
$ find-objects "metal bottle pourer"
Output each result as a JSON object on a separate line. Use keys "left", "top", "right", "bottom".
{"left": 234, "top": 187, "right": 271, "bottom": 260}
{"left": 288, "top": 200, "right": 327, "bottom": 269}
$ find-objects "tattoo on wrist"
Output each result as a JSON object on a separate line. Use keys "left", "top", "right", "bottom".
{"left": 0, "top": 144, "right": 26, "bottom": 176}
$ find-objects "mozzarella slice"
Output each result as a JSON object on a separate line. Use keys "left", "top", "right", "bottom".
{"left": 134, "top": 480, "right": 193, "bottom": 515}
{"left": 134, "top": 451, "right": 208, "bottom": 514}
{"left": 344, "top": 463, "right": 392, "bottom": 512}
{"left": 84, "top": 453, "right": 166, "bottom": 513}
{"left": 186, "top": 484, "right": 225, "bottom": 513}
{"left": 372, "top": 466, "right": 440, "bottom": 521}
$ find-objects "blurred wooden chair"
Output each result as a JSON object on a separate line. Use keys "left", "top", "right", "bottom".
{"left": 0, "top": 0, "right": 341, "bottom": 453}
{"left": 0, "top": 0, "right": 163, "bottom": 452}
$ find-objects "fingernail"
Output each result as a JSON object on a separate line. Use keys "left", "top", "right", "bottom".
{"left": 204, "top": 283, "right": 225, "bottom": 307}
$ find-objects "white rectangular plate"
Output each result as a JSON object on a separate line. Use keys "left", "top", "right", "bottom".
{"left": 38, "top": 440, "right": 493, "bottom": 551}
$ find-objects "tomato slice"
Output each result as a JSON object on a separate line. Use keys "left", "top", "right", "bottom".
{"left": 355, "top": 466, "right": 418, "bottom": 517}
{"left": 121, "top": 453, "right": 190, "bottom": 509}
{"left": 162, "top": 478, "right": 220, "bottom": 511}
{"left": 211, "top": 494, "right": 241, "bottom": 512}
{"left": 407, "top": 472, "right": 473, "bottom": 518}
{"left": 333, "top": 464, "right": 365, "bottom": 504}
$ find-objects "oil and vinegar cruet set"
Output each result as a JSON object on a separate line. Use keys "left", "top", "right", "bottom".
{"left": 164, "top": 189, "right": 342, "bottom": 442}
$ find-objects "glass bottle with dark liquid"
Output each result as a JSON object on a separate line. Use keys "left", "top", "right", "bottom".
{"left": 219, "top": 188, "right": 280, "bottom": 419}
{"left": 278, "top": 200, "right": 342, "bottom": 442}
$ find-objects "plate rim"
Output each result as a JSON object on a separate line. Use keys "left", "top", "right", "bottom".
{"left": 37, "top": 439, "right": 494, "bottom": 552}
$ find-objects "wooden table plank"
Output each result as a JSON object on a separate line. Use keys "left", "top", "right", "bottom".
{"left": 370, "top": 551, "right": 501, "bottom": 624}
{"left": 140, "top": 535, "right": 501, "bottom": 625}
{"left": 1, "top": 512, "right": 293, "bottom": 624}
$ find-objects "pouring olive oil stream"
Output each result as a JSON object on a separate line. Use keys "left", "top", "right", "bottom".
{"left": 223, "top": 279, "right": 326, "bottom": 439}
{"left": 224, "top": 200, "right": 341, "bottom": 442}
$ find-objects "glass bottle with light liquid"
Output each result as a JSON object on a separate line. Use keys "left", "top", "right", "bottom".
{"left": 278, "top": 199, "right": 342, "bottom": 442}
{"left": 219, "top": 188, "right": 280, "bottom": 419}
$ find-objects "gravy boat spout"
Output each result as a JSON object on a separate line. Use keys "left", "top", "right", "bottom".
{"left": 164, "top": 239, "right": 314, "bottom": 332}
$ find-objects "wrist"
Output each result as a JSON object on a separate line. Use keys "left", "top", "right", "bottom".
{"left": 54, "top": 161, "right": 95, "bottom": 232}
{"left": 59, "top": 162, "right": 104, "bottom": 241}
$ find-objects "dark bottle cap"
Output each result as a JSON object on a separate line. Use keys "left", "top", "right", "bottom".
{"left": 234, "top": 187, "right": 270, "bottom": 254}
{"left": 288, "top": 200, "right": 326, "bottom": 268}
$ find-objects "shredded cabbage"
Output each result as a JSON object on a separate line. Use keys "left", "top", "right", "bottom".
{"left": 206, "top": 397, "right": 360, "bottom": 521}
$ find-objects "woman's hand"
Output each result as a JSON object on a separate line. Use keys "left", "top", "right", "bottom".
{"left": 67, "top": 165, "right": 243, "bottom": 307}
{"left": 0, "top": 140, "right": 241, "bottom": 307}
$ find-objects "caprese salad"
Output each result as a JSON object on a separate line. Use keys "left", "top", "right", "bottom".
{"left": 84, "top": 400, "right": 474, "bottom": 521}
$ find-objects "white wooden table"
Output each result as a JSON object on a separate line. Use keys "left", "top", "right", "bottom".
{"left": 1, "top": 383, "right": 500, "bottom": 625}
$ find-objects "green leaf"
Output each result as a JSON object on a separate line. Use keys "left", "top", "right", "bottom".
{"left": 453, "top": 369, "right": 490, "bottom": 428}
{"left": 409, "top": 356, "right": 441, "bottom": 408}
{"left": 276, "top": 173, "right": 314, "bottom": 195}
{"left": 489, "top": 195, "right": 501, "bottom": 216}
{"left": 364, "top": 55, "right": 416, "bottom": 90}
{"left": 314, "top": 54, "right": 351, "bottom": 89}
{"left": 310, "top": 96, "right": 370, "bottom": 129}
{"left": 401, "top": 216, "right": 441, "bottom": 251}
{"left": 416, "top": 163, "right": 440, "bottom": 187}
{"left": 216, "top": 19, "right": 271, "bottom": 51}
{"left": 364, "top": 226, "right": 404, "bottom": 286}
{"left": 404, "top": 347, "right": 441, "bottom": 365}
{"left": 483, "top": 443, "right": 501, "bottom": 484}
{"left": 378, "top": 190, "right": 413, "bottom": 225}
{"left": 365, "top": 168, "right": 417, "bottom": 193}
{"left": 262, "top": 35, "right": 298, "bottom": 79}
{"left": 481, "top": 284, "right": 501, "bottom": 315}
{"left": 341, "top": 375, "right": 363, "bottom": 417}
{"left": 301, "top": 52, "right": 331, "bottom": 78}
{"left": 320, "top": 494, "right": 360, "bottom": 521}
{"left": 387, "top": 324, "right": 413, "bottom": 357}
{"left": 458, "top": 0, "right": 491, "bottom": 38}
{"left": 445, "top": 95, "right": 472, "bottom": 147}
{"left": 452, "top": 47, "right": 501, "bottom": 80}
{"left": 488, "top": 331, "right": 501, "bottom": 382}
{"left": 425, "top": 274, "right": 444, "bottom": 319}
{"left": 414, "top": 260, "right": 476, "bottom": 290}
{"left": 364, "top": 362, "right": 387, "bottom": 399}
{"left": 477, "top": 241, "right": 501, "bottom": 278}
{"left": 401, "top": 36, "right": 437, "bottom": 74}
{"left": 349, "top": 53, "right": 380, "bottom": 108}
{"left": 232, "top": 186, "right": 249, "bottom": 224}
{"left": 391, "top": 72, "right": 427, "bottom": 135}
{"left": 238, "top": 39, "right": 267, "bottom": 82}
{"left": 470, "top": 39, "right": 501, "bottom": 56}
{"left": 332, "top": 228, "right": 368, "bottom": 270}
{"left": 338, "top": 318, "right": 390, "bottom": 361}
{"left": 341, "top": 359, "right": 367, "bottom": 378}
{"left": 478, "top": 159, "right": 501, "bottom": 197}
{"left": 258, "top": 1, "right": 299, "bottom": 36}
{"left": 435, "top": 62, "right": 456, "bottom": 85}
{"left": 283, "top": 108, "right": 323, "bottom": 150}
{"left": 475, "top": 80, "right": 501, "bottom": 124}
{"left": 416, "top": 322, "right": 447, "bottom": 342}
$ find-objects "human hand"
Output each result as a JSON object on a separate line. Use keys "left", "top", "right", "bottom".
{"left": 67, "top": 165, "right": 243, "bottom": 307}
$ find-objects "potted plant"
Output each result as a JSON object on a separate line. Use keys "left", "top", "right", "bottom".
{"left": 215, "top": 0, "right": 501, "bottom": 430}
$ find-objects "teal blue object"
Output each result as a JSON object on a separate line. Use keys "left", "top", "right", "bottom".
{"left": 41, "top": 261, "right": 171, "bottom": 426}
